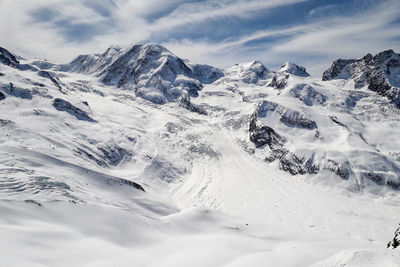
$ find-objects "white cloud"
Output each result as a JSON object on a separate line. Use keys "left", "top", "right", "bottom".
{"left": 0, "top": 0, "right": 399, "bottom": 77}
{"left": 150, "top": 0, "right": 308, "bottom": 30}
{"left": 163, "top": 0, "right": 400, "bottom": 76}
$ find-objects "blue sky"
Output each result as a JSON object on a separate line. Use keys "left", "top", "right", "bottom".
{"left": 1, "top": 0, "right": 399, "bottom": 75}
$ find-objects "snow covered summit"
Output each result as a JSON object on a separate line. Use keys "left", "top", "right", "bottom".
{"left": 64, "top": 44, "right": 224, "bottom": 104}
{"left": 1, "top": 44, "right": 400, "bottom": 266}
{"left": 323, "top": 49, "right": 400, "bottom": 106}
{"left": 279, "top": 61, "right": 310, "bottom": 77}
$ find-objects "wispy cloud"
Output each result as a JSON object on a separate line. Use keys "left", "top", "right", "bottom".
{"left": 163, "top": 0, "right": 400, "bottom": 75}
{"left": 0, "top": 0, "right": 399, "bottom": 75}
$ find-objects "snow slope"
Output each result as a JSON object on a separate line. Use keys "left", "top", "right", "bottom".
{"left": 0, "top": 45, "right": 400, "bottom": 266}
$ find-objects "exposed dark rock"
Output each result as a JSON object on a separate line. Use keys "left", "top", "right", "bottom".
{"left": 1, "top": 83, "right": 32, "bottom": 99}
{"left": 24, "top": 199, "right": 43, "bottom": 207}
{"left": 279, "top": 153, "right": 319, "bottom": 175}
{"left": 75, "top": 144, "right": 133, "bottom": 167}
{"left": 280, "top": 110, "right": 317, "bottom": 129}
{"left": 387, "top": 225, "right": 400, "bottom": 249}
{"left": 179, "top": 97, "right": 207, "bottom": 115}
{"left": 329, "top": 116, "right": 347, "bottom": 127}
{"left": 323, "top": 50, "right": 400, "bottom": 107}
{"left": 38, "top": 70, "right": 63, "bottom": 91}
{"left": 105, "top": 176, "right": 145, "bottom": 191}
{"left": 98, "top": 146, "right": 133, "bottom": 166}
{"left": 0, "top": 119, "right": 13, "bottom": 126}
{"left": 256, "top": 100, "right": 317, "bottom": 129}
{"left": 249, "top": 102, "right": 319, "bottom": 175}
{"left": 324, "top": 159, "right": 351, "bottom": 179}
{"left": 250, "top": 124, "right": 285, "bottom": 149}
{"left": 360, "top": 172, "right": 400, "bottom": 190}
{"left": 249, "top": 101, "right": 350, "bottom": 177}
{"left": 269, "top": 73, "right": 289, "bottom": 89}
{"left": 74, "top": 148, "right": 106, "bottom": 166}
{"left": 269, "top": 62, "right": 310, "bottom": 89}
{"left": 34, "top": 176, "right": 71, "bottom": 191}
{"left": 249, "top": 105, "right": 286, "bottom": 148}
{"left": 387, "top": 180, "right": 400, "bottom": 190}
{"left": 0, "top": 91, "right": 5, "bottom": 101}
{"left": 0, "top": 47, "right": 19, "bottom": 67}
{"left": 289, "top": 84, "right": 326, "bottom": 106}
{"left": 365, "top": 172, "right": 385, "bottom": 185}
{"left": 52, "top": 98, "right": 96, "bottom": 122}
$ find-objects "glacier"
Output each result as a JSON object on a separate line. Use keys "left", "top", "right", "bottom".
{"left": 0, "top": 44, "right": 400, "bottom": 266}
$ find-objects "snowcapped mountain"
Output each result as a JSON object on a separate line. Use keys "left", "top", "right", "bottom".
{"left": 223, "top": 60, "right": 272, "bottom": 84}
{"left": 323, "top": 49, "right": 400, "bottom": 106}
{"left": 62, "top": 44, "right": 223, "bottom": 104}
{"left": 1, "top": 44, "right": 400, "bottom": 266}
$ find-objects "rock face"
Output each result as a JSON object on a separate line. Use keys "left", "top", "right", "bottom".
{"left": 64, "top": 44, "right": 223, "bottom": 104}
{"left": 178, "top": 97, "right": 207, "bottom": 115}
{"left": 249, "top": 101, "right": 320, "bottom": 175}
{"left": 0, "top": 47, "right": 19, "bottom": 67}
{"left": 1, "top": 83, "right": 32, "bottom": 100}
{"left": 323, "top": 50, "right": 400, "bottom": 107}
{"left": 52, "top": 98, "right": 96, "bottom": 122}
{"left": 387, "top": 225, "right": 400, "bottom": 249}
{"left": 256, "top": 100, "right": 317, "bottom": 130}
{"left": 269, "top": 62, "right": 310, "bottom": 89}
{"left": 289, "top": 84, "right": 327, "bottom": 106}
{"left": 38, "top": 71, "right": 63, "bottom": 90}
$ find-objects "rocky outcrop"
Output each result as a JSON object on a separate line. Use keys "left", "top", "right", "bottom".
{"left": 279, "top": 153, "right": 319, "bottom": 175}
{"left": 0, "top": 47, "right": 19, "bottom": 67}
{"left": 269, "top": 62, "right": 310, "bottom": 89}
{"left": 249, "top": 117, "right": 285, "bottom": 149}
{"left": 179, "top": 97, "right": 207, "bottom": 115}
{"left": 323, "top": 50, "right": 400, "bottom": 107}
{"left": 38, "top": 70, "right": 63, "bottom": 91}
{"left": 98, "top": 145, "right": 133, "bottom": 166}
{"left": 256, "top": 100, "right": 317, "bottom": 129}
{"left": 387, "top": 225, "right": 400, "bottom": 249}
{"left": 1, "top": 83, "right": 32, "bottom": 99}
{"left": 324, "top": 159, "right": 351, "bottom": 180}
{"left": 269, "top": 72, "right": 289, "bottom": 89}
{"left": 249, "top": 101, "right": 320, "bottom": 175}
{"left": 289, "top": 84, "right": 326, "bottom": 106}
{"left": 52, "top": 98, "right": 96, "bottom": 122}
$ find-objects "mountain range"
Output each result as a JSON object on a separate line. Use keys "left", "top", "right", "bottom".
{"left": 1, "top": 44, "right": 400, "bottom": 266}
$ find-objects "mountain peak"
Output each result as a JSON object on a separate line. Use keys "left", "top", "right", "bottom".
{"left": 279, "top": 61, "right": 310, "bottom": 77}
{"left": 0, "top": 47, "right": 20, "bottom": 67}
{"left": 62, "top": 43, "right": 223, "bottom": 104}
{"left": 322, "top": 49, "right": 400, "bottom": 106}
{"left": 224, "top": 60, "right": 270, "bottom": 84}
